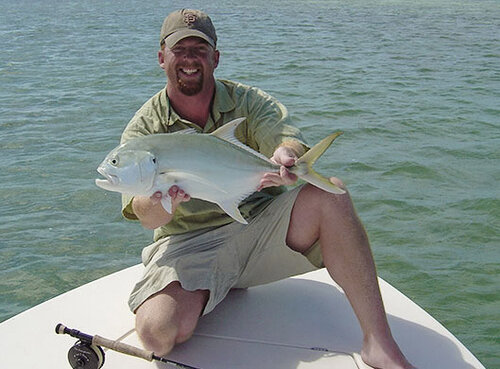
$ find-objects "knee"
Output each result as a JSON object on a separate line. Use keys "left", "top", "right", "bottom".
{"left": 135, "top": 310, "right": 197, "bottom": 356}
{"left": 329, "top": 176, "right": 346, "bottom": 191}
{"left": 136, "top": 314, "right": 176, "bottom": 356}
{"left": 305, "top": 178, "right": 352, "bottom": 210}
{"left": 175, "top": 316, "right": 198, "bottom": 343}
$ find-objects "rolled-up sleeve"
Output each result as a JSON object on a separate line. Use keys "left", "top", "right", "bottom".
{"left": 244, "top": 87, "right": 308, "bottom": 158}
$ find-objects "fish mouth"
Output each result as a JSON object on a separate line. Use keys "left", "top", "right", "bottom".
{"left": 95, "top": 167, "right": 119, "bottom": 187}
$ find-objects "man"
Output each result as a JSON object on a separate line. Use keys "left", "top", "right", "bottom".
{"left": 121, "top": 9, "right": 414, "bottom": 369}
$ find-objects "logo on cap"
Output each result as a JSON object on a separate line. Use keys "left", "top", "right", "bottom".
{"left": 183, "top": 12, "right": 197, "bottom": 26}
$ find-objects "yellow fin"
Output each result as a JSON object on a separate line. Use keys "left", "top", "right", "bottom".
{"left": 293, "top": 132, "right": 345, "bottom": 194}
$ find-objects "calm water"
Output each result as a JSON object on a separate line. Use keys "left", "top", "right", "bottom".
{"left": 0, "top": 0, "right": 498, "bottom": 367}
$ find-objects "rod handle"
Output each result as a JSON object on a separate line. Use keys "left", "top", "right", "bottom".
{"left": 92, "top": 335, "right": 154, "bottom": 361}
{"left": 56, "top": 323, "right": 94, "bottom": 342}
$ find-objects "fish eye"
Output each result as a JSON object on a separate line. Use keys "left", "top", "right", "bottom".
{"left": 110, "top": 157, "right": 119, "bottom": 166}
{"left": 152, "top": 157, "right": 157, "bottom": 164}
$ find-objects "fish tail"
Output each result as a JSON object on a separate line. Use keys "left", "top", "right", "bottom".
{"left": 293, "top": 132, "right": 345, "bottom": 194}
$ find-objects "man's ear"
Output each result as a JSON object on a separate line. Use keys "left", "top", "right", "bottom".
{"left": 158, "top": 49, "right": 166, "bottom": 69}
{"left": 213, "top": 50, "right": 220, "bottom": 69}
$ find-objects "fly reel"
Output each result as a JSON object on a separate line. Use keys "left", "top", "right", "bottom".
{"left": 67, "top": 340, "right": 105, "bottom": 369}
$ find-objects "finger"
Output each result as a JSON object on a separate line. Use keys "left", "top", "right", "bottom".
{"left": 176, "top": 188, "right": 187, "bottom": 201}
{"left": 329, "top": 177, "right": 347, "bottom": 193}
{"left": 168, "top": 185, "right": 179, "bottom": 197}
{"left": 329, "top": 177, "right": 344, "bottom": 187}
{"left": 176, "top": 188, "right": 190, "bottom": 201}
{"left": 259, "top": 173, "right": 286, "bottom": 189}
{"left": 259, "top": 179, "right": 277, "bottom": 190}
{"left": 262, "top": 172, "right": 283, "bottom": 184}
{"left": 171, "top": 187, "right": 191, "bottom": 204}
{"left": 149, "top": 191, "right": 163, "bottom": 205}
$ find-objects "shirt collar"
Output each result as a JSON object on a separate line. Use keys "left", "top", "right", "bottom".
{"left": 212, "top": 79, "right": 235, "bottom": 117}
{"left": 165, "top": 80, "right": 235, "bottom": 127}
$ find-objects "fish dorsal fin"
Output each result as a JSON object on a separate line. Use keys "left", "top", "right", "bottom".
{"left": 211, "top": 117, "right": 274, "bottom": 164}
{"left": 210, "top": 117, "right": 246, "bottom": 143}
{"left": 170, "top": 128, "right": 198, "bottom": 135}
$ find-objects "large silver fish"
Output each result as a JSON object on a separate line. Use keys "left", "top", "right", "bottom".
{"left": 95, "top": 118, "right": 344, "bottom": 224}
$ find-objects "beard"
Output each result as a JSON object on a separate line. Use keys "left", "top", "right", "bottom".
{"left": 177, "top": 78, "right": 203, "bottom": 96}
{"left": 176, "top": 66, "right": 204, "bottom": 96}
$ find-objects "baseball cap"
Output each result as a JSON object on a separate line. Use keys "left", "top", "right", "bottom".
{"left": 160, "top": 9, "right": 217, "bottom": 48}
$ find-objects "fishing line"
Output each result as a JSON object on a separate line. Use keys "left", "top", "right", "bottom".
{"left": 192, "top": 333, "right": 367, "bottom": 368}
{"left": 194, "top": 332, "right": 345, "bottom": 354}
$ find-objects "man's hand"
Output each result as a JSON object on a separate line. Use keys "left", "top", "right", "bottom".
{"left": 166, "top": 185, "right": 191, "bottom": 210}
{"left": 132, "top": 186, "right": 190, "bottom": 229}
{"left": 258, "top": 146, "right": 299, "bottom": 190}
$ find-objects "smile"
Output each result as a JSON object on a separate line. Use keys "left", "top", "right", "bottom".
{"left": 181, "top": 68, "right": 199, "bottom": 75}
{"left": 180, "top": 68, "right": 200, "bottom": 75}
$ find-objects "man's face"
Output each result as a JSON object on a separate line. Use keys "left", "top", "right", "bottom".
{"left": 160, "top": 37, "right": 219, "bottom": 96}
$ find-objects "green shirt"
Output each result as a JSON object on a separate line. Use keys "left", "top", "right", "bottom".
{"left": 121, "top": 79, "right": 307, "bottom": 240}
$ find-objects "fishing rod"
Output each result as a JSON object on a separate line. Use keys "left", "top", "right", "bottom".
{"left": 55, "top": 323, "right": 201, "bottom": 369}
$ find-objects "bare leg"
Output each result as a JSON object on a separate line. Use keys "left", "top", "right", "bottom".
{"left": 287, "top": 180, "right": 414, "bottom": 369}
{"left": 135, "top": 281, "right": 209, "bottom": 357}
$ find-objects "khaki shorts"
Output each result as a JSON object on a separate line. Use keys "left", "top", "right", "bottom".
{"left": 128, "top": 185, "right": 323, "bottom": 315}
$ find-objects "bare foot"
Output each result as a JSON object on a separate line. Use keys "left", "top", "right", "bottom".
{"left": 361, "top": 334, "right": 416, "bottom": 369}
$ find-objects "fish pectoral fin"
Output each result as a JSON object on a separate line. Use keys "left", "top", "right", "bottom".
{"left": 160, "top": 193, "right": 173, "bottom": 214}
{"left": 216, "top": 199, "right": 248, "bottom": 224}
{"left": 161, "top": 196, "right": 173, "bottom": 214}
{"left": 170, "top": 128, "right": 198, "bottom": 135}
{"left": 157, "top": 171, "right": 228, "bottom": 194}
{"left": 214, "top": 188, "right": 257, "bottom": 225}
